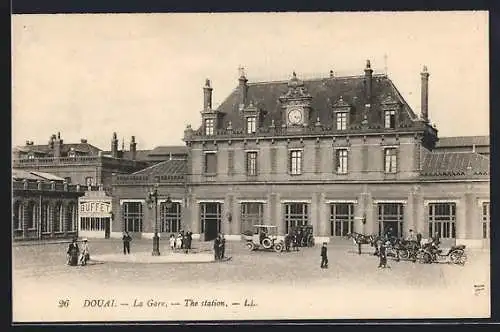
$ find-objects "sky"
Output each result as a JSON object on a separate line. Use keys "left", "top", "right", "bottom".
{"left": 12, "top": 12, "right": 489, "bottom": 150}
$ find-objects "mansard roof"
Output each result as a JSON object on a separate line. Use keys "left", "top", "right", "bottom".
{"left": 420, "top": 151, "right": 489, "bottom": 177}
{"left": 12, "top": 169, "right": 65, "bottom": 182}
{"left": 213, "top": 73, "right": 419, "bottom": 132}
{"left": 435, "top": 135, "right": 489, "bottom": 148}
{"left": 14, "top": 142, "right": 102, "bottom": 157}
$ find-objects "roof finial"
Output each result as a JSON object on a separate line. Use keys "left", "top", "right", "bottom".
{"left": 292, "top": 71, "right": 297, "bottom": 78}
{"left": 366, "top": 60, "right": 371, "bottom": 69}
{"left": 238, "top": 66, "right": 246, "bottom": 78}
{"left": 422, "top": 65, "right": 428, "bottom": 73}
{"left": 204, "top": 78, "right": 211, "bottom": 88}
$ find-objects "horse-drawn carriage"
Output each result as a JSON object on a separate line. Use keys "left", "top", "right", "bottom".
{"left": 242, "top": 225, "right": 284, "bottom": 253}
{"left": 289, "top": 225, "right": 315, "bottom": 248}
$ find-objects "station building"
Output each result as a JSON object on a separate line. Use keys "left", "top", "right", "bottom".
{"left": 111, "top": 61, "right": 490, "bottom": 248}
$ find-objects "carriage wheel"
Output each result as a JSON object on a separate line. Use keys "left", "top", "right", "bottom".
{"left": 417, "top": 251, "right": 431, "bottom": 264}
{"left": 274, "top": 242, "right": 283, "bottom": 253}
{"left": 450, "top": 250, "right": 467, "bottom": 265}
{"left": 262, "top": 238, "right": 273, "bottom": 249}
{"left": 246, "top": 242, "right": 255, "bottom": 251}
{"left": 398, "top": 249, "right": 409, "bottom": 260}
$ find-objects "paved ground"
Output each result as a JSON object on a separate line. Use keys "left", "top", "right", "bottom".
{"left": 12, "top": 239, "right": 490, "bottom": 322}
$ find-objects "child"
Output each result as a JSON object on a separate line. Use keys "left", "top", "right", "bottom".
{"left": 169, "top": 234, "right": 176, "bottom": 251}
{"left": 79, "top": 239, "right": 90, "bottom": 266}
{"left": 176, "top": 233, "right": 183, "bottom": 250}
{"left": 320, "top": 242, "right": 328, "bottom": 268}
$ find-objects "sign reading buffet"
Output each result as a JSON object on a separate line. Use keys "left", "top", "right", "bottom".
{"left": 79, "top": 201, "right": 112, "bottom": 214}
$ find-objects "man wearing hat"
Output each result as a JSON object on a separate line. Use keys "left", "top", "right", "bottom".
{"left": 320, "top": 242, "right": 328, "bottom": 269}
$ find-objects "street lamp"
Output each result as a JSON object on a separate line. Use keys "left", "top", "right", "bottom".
{"left": 146, "top": 183, "right": 173, "bottom": 256}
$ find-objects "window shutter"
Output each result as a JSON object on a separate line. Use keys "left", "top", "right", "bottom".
{"left": 256, "top": 152, "right": 259, "bottom": 176}
{"left": 382, "top": 148, "right": 386, "bottom": 173}
{"left": 227, "top": 150, "right": 234, "bottom": 176}
{"left": 300, "top": 150, "right": 304, "bottom": 175}
{"left": 270, "top": 148, "right": 277, "bottom": 174}
{"left": 315, "top": 146, "right": 321, "bottom": 174}
{"left": 287, "top": 150, "right": 291, "bottom": 174}
{"left": 332, "top": 148, "right": 337, "bottom": 174}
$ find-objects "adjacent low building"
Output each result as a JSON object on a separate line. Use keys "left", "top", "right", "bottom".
{"left": 12, "top": 169, "right": 88, "bottom": 241}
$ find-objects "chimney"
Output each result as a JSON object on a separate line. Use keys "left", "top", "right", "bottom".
{"left": 420, "top": 65, "right": 430, "bottom": 122}
{"left": 111, "top": 132, "right": 118, "bottom": 158}
{"left": 329, "top": 70, "right": 334, "bottom": 78}
{"left": 364, "top": 60, "right": 373, "bottom": 101}
{"left": 54, "top": 132, "right": 63, "bottom": 158}
{"left": 48, "top": 134, "right": 56, "bottom": 149}
{"left": 203, "top": 79, "right": 213, "bottom": 110}
{"left": 25, "top": 140, "right": 30, "bottom": 146}
{"left": 130, "top": 136, "right": 137, "bottom": 160}
{"left": 238, "top": 66, "right": 248, "bottom": 108}
{"left": 80, "top": 138, "right": 87, "bottom": 143}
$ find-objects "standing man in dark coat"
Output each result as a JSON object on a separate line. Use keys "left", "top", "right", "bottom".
{"left": 187, "top": 231, "right": 193, "bottom": 250}
{"left": 378, "top": 241, "right": 389, "bottom": 268}
{"left": 67, "top": 238, "right": 80, "bottom": 266}
{"left": 320, "top": 242, "right": 328, "bottom": 268}
{"left": 122, "top": 231, "right": 132, "bottom": 255}
{"left": 213, "top": 235, "right": 220, "bottom": 261}
{"left": 220, "top": 233, "right": 226, "bottom": 260}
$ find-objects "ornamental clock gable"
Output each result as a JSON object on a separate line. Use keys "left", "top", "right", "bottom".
{"left": 279, "top": 72, "right": 313, "bottom": 128}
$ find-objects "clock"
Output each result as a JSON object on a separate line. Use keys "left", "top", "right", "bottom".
{"left": 287, "top": 108, "right": 303, "bottom": 124}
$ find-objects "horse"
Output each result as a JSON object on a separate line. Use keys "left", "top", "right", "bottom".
{"left": 346, "top": 232, "right": 378, "bottom": 254}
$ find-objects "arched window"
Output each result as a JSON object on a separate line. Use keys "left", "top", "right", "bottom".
{"left": 41, "top": 202, "right": 51, "bottom": 233}
{"left": 66, "top": 202, "right": 77, "bottom": 232}
{"left": 53, "top": 202, "right": 64, "bottom": 232}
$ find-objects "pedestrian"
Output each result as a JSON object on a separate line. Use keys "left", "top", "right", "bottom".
{"left": 67, "top": 238, "right": 79, "bottom": 266}
{"left": 176, "top": 233, "right": 183, "bottom": 250}
{"left": 357, "top": 241, "right": 362, "bottom": 255}
{"left": 187, "top": 231, "right": 193, "bottom": 250}
{"left": 284, "top": 233, "right": 291, "bottom": 252}
{"left": 183, "top": 232, "right": 189, "bottom": 254}
{"left": 169, "top": 234, "right": 175, "bottom": 251}
{"left": 213, "top": 235, "right": 220, "bottom": 261}
{"left": 220, "top": 233, "right": 226, "bottom": 259}
{"left": 378, "top": 241, "right": 389, "bottom": 268}
{"left": 416, "top": 232, "right": 423, "bottom": 248}
{"left": 79, "top": 238, "right": 90, "bottom": 266}
{"left": 122, "top": 231, "right": 132, "bottom": 255}
{"left": 406, "top": 229, "right": 417, "bottom": 242}
{"left": 320, "top": 242, "right": 328, "bottom": 268}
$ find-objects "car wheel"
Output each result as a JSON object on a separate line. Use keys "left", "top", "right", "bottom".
{"left": 450, "top": 250, "right": 467, "bottom": 265}
{"left": 246, "top": 242, "right": 255, "bottom": 251}
{"left": 262, "top": 238, "right": 272, "bottom": 249}
{"left": 398, "top": 249, "right": 409, "bottom": 260}
{"left": 274, "top": 243, "right": 283, "bottom": 252}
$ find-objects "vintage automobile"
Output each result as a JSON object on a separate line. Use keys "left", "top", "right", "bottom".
{"left": 289, "top": 225, "right": 315, "bottom": 247}
{"left": 242, "top": 225, "right": 284, "bottom": 253}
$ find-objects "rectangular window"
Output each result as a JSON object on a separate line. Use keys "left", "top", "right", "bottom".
{"left": 122, "top": 202, "right": 143, "bottom": 232}
{"left": 336, "top": 112, "right": 348, "bottom": 130}
{"left": 428, "top": 203, "right": 456, "bottom": 239}
{"left": 41, "top": 202, "right": 51, "bottom": 233}
{"left": 330, "top": 203, "right": 354, "bottom": 236}
{"left": 200, "top": 202, "right": 222, "bottom": 235}
{"left": 246, "top": 116, "right": 257, "bottom": 134}
{"left": 227, "top": 150, "right": 234, "bottom": 176}
{"left": 66, "top": 203, "right": 77, "bottom": 231}
{"left": 336, "top": 149, "right": 348, "bottom": 174}
{"left": 284, "top": 203, "right": 309, "bottom": 234}
{"left": 204, "top": 152, "right": 217, "bottom": 174}
{"left": 289, "top": 150, "right": 302, "bottom": 175}
{"left": 246, "top": 151, "right": 258, "bottom": 176}
{"left": 204, "top": 118, "right": 215, "bottom": 136}
{"left": 53, "top": 203, "right": 63, "bottom": 232}
{"left": 80, "top": 217, "right": 106, "bottom": 231}
{"left": 384, "top": 110, "right": 396, "bottom": 129}
{"left": 384, "top": 148, "right": 398, "bottom": 173}
{"left": 241, "top": 202, "right": 264, "bottom": 233}
{"left": 85, "top": 177, "right": 94, "bottom": 186}
{"left": 13, "top": 202, "right": 23, "bottom": 231}
{"left": 160, "top": 202, "right": 182, "bottom": 233}
{"left": 378, "top": 203, "right": 404, "bottom": 237}
{"left": 482, "top": 202, "right": 490, "bottom": 239}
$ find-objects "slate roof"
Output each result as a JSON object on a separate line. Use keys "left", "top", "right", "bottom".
{"left": 132, "top": 159, "right": 187, "bottom": 177}
{"left": 12, "top": 169, "right": 65, "bottom": 182}
{"left": 435, "top": 135, "right": 489, "bottom": 148}
{"left": 211, "top": 73, "right": 419, "bottom": 132}
{"left": 148, "top": 146, "right": 188, "bottom": 156}
{"left": 420, "top": 151, "right": 489, "bottom": 177}
{"left": 102, "top": 146, "right": 187, "bottom": 161}
{"left": 14, "top": 143, "right": 102, "bottom": 157}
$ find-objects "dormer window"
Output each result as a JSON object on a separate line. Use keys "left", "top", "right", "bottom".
{"left": 246, "top": 116, "right": 257, "bottom": 134}
{"left": 336, "top": 112, "right": 348, "bottom": 130}
{"left": 384, "top": 110, "right": 396, "bottom": 129}
{"left": 68, "top": 149, "right": 76, "bottom": 158}
{"left": 204, "top": 118, "right": 215, "bottom": 136}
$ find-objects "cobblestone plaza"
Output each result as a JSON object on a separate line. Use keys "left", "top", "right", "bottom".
{"left": 12, "top": 239, "right": 490, "bottom": 321}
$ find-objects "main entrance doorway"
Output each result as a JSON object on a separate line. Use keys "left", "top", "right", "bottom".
{"left": 377, "top": 203, "right": 404, "bottom": 237}
{"left": 200, "top": 202, "right": 222, "bottom": 241}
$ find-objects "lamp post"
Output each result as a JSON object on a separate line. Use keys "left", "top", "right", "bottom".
{"left": 146, "top": 183, "right": 173, "bottom": 257}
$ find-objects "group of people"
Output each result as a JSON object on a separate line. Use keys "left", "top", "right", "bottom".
{"left": 213, "top": 233, "right": 226, "bottom": 260}
{"left": 375, "top": 228, "right": 441, "bottom": 268}
{"left": 66, "top": 238, "right": 90, "bottom": 266}
{"left": 284, "top": 228, "right": 313, "bottom": 251}
{"left": 169, "top": 230, "right": 193, "bottom": 253}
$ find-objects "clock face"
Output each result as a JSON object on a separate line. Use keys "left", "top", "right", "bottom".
{"left": 288, "top": 108, "right": 303, "bottom": 124}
